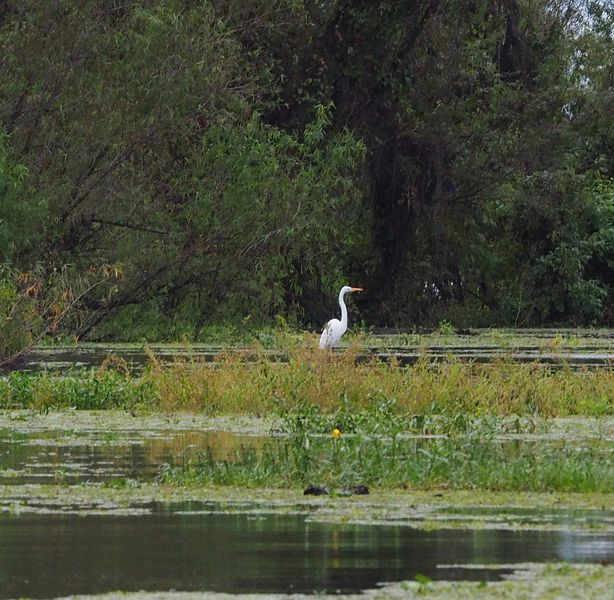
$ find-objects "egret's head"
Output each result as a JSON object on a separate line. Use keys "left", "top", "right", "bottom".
{"left": 341, "top": 285, "right": 363, "bottom": 294}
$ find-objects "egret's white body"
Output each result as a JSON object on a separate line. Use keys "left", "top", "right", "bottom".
{"left": 319, "top": 286, "right": 363, "bottom": 349}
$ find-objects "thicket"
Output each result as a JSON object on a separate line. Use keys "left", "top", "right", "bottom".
{"left": 0, "top": 0, "right": 613, "bottom": 343}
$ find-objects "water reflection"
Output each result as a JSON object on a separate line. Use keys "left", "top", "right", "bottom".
{"left": 0, "top": 509, "right": 612, "bottom": 598}
{"left": 6, "top": 340, "right": 614, "bottom": 374}
{"left": 0, "top": 429, "right": 261, "bottom": 484}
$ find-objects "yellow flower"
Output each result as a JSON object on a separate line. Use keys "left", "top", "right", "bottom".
{"left": 331, "top": 428, "right": 341, "bottom": 440}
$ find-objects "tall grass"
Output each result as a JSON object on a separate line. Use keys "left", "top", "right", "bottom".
{"left": 0, "top": 346, "right": 612, "bottom": 417}
{"left": 2, "top": 345, "right": 611, "bottom": 493}
{"left": 158, "top": 432, "right": 614, "bottom": 493}
{"left": 159, "top": 389, "right": 609, "bottom": 493}
{"left": 142, "top": 346, "right": 613, "bottom": 417}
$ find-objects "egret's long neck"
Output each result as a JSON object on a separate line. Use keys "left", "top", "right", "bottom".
{"left": 338, "top": 289, "right": 348, "bottom": 329}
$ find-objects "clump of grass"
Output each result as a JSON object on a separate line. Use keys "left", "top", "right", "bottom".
{"left": 158, "top": 385, "right": 614, "bottom": 494}
{"left": 158, "top": 432, "right": 614, "bottom": 494}
{"left": 182, "top": 345, "right": 612, "bottom": 418}
{"left": 0, "top": 367, "right": 152, "bottom": 411}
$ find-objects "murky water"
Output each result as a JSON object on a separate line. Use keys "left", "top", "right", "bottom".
{"left": 1, "top": 507, "right": 613, "bottom": 598}
{"left": 0, "top": 423, "right": 613, "bottom": 597}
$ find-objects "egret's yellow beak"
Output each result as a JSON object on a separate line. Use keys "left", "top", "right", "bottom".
{"left": 351, "top": 287, "right": 364, "bottom": 292}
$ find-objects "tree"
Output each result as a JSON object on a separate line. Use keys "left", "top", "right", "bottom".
{"left": 0, "top": 0, "right": 612, "bottom": 334}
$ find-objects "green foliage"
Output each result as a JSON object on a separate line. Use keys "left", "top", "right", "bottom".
{"left": 2, "top": 348, "right": 612, "bottom": 418}
{"left": 0, "top": 1, "right": 612, "bottom": 332}
{"left": 0, "top": 268, "right": 39, "bottom": 360}
{"left": 0, "top": 369, "right": 151, "bottom": 411}
{"left": 166, "top": 102, "right": 366, "bottom": 322}
{"left": 1, "top": 342, "right": 612, "bottom": 492}
{"left": 473, "top": 167, "right": 614, "bottom": 325}
{"left": 159, "top": 421, "right": 614, "bottom": 493}
{"left": 0, "top": 131, "right": 44, "bottom": 262}
{"left": 0, "top": 264, "right": 121, "bottom": 363}
{"left": 436, "top": 320, "right": 456, "bottom": 335}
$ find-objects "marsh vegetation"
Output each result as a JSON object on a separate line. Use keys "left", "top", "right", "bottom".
{"left": 1, "top": 0, "right": 613, "bottom": 595}
{"left": 0, "top": 339, "right": 612, "bottom": 597}
{"left": 2, "top": 334, "right": 612, "bottom": 495}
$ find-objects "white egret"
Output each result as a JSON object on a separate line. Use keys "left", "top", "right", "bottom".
{"left": 319, "top": 286, "right": 363, "bottom": 349}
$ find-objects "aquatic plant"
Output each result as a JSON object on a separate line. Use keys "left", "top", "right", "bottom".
{"left": 0, "top": 368, "right": 151, "bottom": 412}
{"left": 1, "top": 345, "right": 612, "bottom": 418}
{"left": 158, "top": 429, "right": 614, "bottom": 494}
{"left": 156, "top": 382, "right": 614, "bottom": 494}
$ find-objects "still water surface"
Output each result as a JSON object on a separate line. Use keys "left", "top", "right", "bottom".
{"left": 1, "top": 424, "right": 612, "bottom": 597}
{"left": 0, "top": 428, "right": 251, "bottom": 484}
{"left": 1, "top": 507, "right": 613, "bottom": 598}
